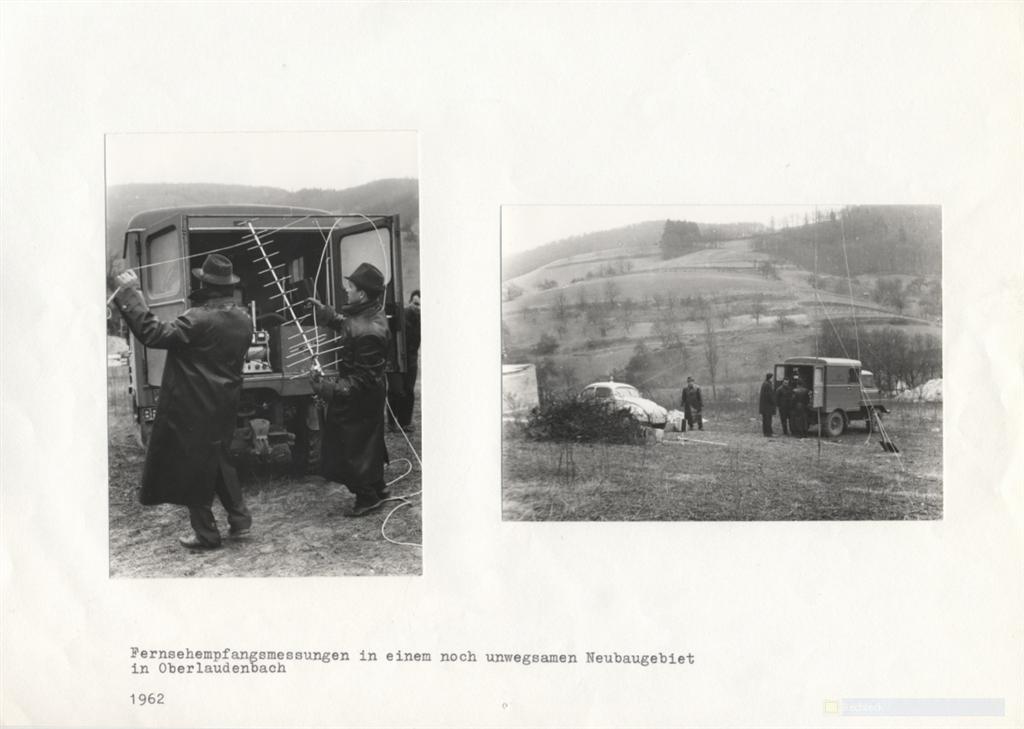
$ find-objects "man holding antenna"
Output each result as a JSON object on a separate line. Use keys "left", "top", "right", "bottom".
{"left": 306, "top": 262, "right": 391, "bottom": 517}
{"left": 113, "top": 254, "right": 254, "bottom": 549}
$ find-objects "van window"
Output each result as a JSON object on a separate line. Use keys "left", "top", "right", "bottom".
{"left": 848, "top": 368, "right": 859, "bottom": 383}
{"left": 145, "top": 228, "right": 181, "bottom": 298}
{"left": 826, "top": 367, "right": 848, "bottom": 385}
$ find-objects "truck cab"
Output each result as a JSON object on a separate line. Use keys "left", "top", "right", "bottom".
{"left": 120, "top": 205, "right": 407, "bottom": 471}
{"left": 774, "top": 356, "right": 888, "bottom": 437}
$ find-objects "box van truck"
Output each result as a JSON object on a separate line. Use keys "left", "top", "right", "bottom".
{"left": 118, "top": 205, "right": 407, "bottom": 472}
{"left": 774, "top": 356, "right": 888, "bottom": 438}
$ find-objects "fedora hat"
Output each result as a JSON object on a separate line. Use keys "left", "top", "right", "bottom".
{"left": 192, "top": 254, "right": 240, "bottom": 286}
{"left": 347, "top": 262, "right": 385, "bottom": 295}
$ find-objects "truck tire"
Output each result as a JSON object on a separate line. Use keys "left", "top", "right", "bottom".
{"left": 824, "top": 409, "right": 846, "bottom": 438}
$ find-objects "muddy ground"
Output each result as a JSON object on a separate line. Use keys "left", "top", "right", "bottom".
{"left": 108, "top": 398, "right": 422, "bottom": 578}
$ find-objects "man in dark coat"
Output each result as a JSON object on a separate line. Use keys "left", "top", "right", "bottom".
{"left": 790, "top": 376, "right": 811, "bottom": 438}
{"left": 387, "top": 289, "right": 421, "bottom": 432}
{"left": 774, "top": 377, "right": 794, "bottom": 436}
{"left": 758, "top": 373, "right": 776, "bottom": 437}
{"left": 114, "top": 254, "right": 253, "bottom": 549}
{"left": 307, "top": 263, "right": 391, "bottom": 516}
{"left": 680, "top": 376, "right": 703, "bottom": 431}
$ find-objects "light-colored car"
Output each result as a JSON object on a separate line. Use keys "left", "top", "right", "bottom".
{"left": 580, "top": 381, "right": 668, "bottom": 428}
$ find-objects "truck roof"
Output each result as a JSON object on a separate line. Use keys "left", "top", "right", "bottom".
{"left": 781, "top": 356, "right": 863, "bottom": 367}
{"left": 126, "top": 204, "right": 332, "bottom": 230}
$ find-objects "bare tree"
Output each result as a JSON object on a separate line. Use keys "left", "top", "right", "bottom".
{"left": 751, "top": 295, "right": 767, "bottom": 325}
{"left": 603, "top": 279, "right": 620, "bottom": 307}
{"left": 703, "top": 313, "right": 719, "bottom": 401}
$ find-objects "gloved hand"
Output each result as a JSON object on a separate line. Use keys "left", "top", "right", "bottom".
{"left": 115, "top": 269, "right": 141, "bottom": 290}
{"left": 305, "top": 297, "right": 336, "bottom": 322}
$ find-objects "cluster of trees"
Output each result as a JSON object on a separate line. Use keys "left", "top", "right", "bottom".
{"left": 658, "top": 220, "right": 702, "bottom": 259}
{"left": 753, "top": 205, "right": 941, "bottom": 277}
{"left": 871, "top": 277, "right": 942, "bottom": 319}
{"left": 817, "top": 321, "right": 942, "bottom": 392}
{"left": 569, "top": 259, "right": 634, "bottom": 283}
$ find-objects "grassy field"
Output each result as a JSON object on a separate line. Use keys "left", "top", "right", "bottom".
{"left": 502, "top": 402, "right": 942, "bottom": 521}
{"left": 107, "top": 368, "right": 422, "bottom": 577}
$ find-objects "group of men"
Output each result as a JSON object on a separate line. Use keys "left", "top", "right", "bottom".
{"left": 758, "top": 373, "right": 812, "bottom": 438}
{"left": 114, "top": 254, "right": 419, "bottom": 550}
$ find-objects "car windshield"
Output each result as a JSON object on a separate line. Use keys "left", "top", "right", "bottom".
{"left": 591, "top": 386, "right": 613, "bottom": 399}
{"left": 615, "top": 386, "right": 640, "bottom": 398}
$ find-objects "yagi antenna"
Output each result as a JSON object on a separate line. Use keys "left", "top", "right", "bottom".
{"left": 246, "top": 222, "right": 320, "bottom": 371}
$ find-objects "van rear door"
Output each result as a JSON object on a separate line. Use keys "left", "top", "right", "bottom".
{"left": 136, "top": 214, "right": 188, "bottom": 386}
{"left": 333, "top": 215, "right": 406, "bottom": 371}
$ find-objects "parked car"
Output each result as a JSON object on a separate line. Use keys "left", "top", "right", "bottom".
{"left": 580, "top": 381, "right": 668, "bottom": 428}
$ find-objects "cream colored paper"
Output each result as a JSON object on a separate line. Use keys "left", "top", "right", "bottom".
{"left": 1, "top": 3, "right": 1022, "bottom": 728}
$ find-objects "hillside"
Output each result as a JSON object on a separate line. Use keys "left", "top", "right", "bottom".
{"left": 105, "top": 178, "right": 419, "bottom": 265}
{"left": 502, "top": 230, "right": 941, "bottom": 406}
{"left": 502, "top": 220, "right": 664, "bottom": 281}
{"left": 503, "top": 219, "right": 766, "bottom": 282}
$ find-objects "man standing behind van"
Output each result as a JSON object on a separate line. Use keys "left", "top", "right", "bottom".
{"left": 758, "top": 373, "right": 776, "bottom": 437}
{"left": 114, "top": 255, "right": 253, "bottom": 549}
{"left": 774, "top": 377, "right": 794, "bottom": 436}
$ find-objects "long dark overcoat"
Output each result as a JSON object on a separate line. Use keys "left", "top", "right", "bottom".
{"left": 758, "top": 380, "right": 776, "bottom": 416}
{"left": 790, "top": 384, "right": 811, "bottom": 436}
{"left": 116, "top": 288, "right": 252, "bottom": 506}
{"left": 316, "top": 300, "right": 390, "bottom": 488}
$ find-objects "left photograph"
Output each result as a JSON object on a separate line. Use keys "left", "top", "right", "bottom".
{"left": 105, "top": 131, "right": 422, "bottom": 577}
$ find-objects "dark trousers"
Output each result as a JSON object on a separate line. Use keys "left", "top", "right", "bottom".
{"left": 778, "top": 409, "right": 790, "bottom": 435}
{"left": 761, "top": 413, "right": 774, "bottom": 436}
{"left": 683, "top": 406, "right": 702, "bottom": 430}
{"left": 187, "top": 457, "right": 251, "bottom": 546}
{"left": 387, "top": 364, "right": 418, "bottom": 428}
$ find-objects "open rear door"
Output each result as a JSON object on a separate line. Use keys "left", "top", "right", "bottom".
{"left": 812, "top": 365, "right": 825, "bottom": 409}
{"left": 333, "top": 216, "right": 406, "bottom": 371}
{"left": 136, "top": 214, "right": 189, "bottom": 386}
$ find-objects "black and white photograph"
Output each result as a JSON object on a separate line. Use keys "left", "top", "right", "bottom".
{"left": 4, "top": 3, "right": 1022, "bottom": 728}
{"left": 502, "top": 204, "right": 942, "bottom": 521}
{"left": 105, "top": 132, "right": 422, "bottom": 576}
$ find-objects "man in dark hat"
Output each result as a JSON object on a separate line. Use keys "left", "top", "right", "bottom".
{"left": 680, "top": 376, "right": 703, "bottom": 431}
{"left": 306, "top": 262, "right": 391, "bottom": 516}
{"left": 113, "top": 254, "right": 254, "bottom": 549}
{"left": 758, "top": 373, "right": 776, "bottom": 437}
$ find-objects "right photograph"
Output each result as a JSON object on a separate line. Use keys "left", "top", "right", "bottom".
{"left": 501, "top": 205, "right": 943, "bottom": 521}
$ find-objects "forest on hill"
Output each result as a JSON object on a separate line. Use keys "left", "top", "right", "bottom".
{"left": 105, "top": 178, "right": 419, "bottom": 264}
{"left": 753, "top": 205, "right": 941, "bottom": 277}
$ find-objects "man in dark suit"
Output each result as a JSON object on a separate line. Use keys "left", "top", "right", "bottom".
{"left": 758, "top": 373, "right": 776, "bottom": 436}
{"left": 388, "top": 289, "right": 420, "bottom": 432}
{"left": 680, "top": 376, "right": 703, "bottom": 431}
